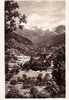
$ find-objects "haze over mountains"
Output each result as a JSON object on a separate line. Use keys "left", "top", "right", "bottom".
{"left": 5, "top": 24, "right": 65, "bottom": 57}
{"left": 16, "top": 25, "right": 65, "bottom": 47}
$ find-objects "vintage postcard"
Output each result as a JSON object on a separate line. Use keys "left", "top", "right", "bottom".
{"left": 0, "top": 0, "right": 69, "bottom": 99}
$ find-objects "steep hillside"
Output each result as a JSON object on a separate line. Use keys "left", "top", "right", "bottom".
{"left": 16, "top": 28, "right": 43, "bottom": 44}
{"left": 50, "top": 33, "right": 65, "bottom": 47}
{"left": 37, "top": 25, "right": 65, "bottom": 48}
{"left": 5, "top": 32, "right": 34, "bottom": 55}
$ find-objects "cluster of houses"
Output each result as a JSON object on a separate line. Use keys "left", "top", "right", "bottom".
{"left": 8, "top": 47, "right": 54, "bottom": 75}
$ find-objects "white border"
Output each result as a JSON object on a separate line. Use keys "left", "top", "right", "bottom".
{"left": 66, "top": 0, "right": 69, "bottom": 99}
{"left": 0, "top": 0, "right": 5, "bottom": 99}
{"left": 0, "top": 0, "right": 69, "bottom": 99}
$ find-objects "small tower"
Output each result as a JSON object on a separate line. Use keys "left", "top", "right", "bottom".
{"left": 40, "top": 47, "right": 47, "bottom": 63}
{"left": 50, "top": 60, "right": 54, "bottom": 68}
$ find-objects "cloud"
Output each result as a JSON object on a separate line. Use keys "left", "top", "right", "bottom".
{"left": 23, "top": 13, "right": 65, "bottom": 30}
{"left": 17, "top": 0, "right": 65, "bottom": 30}
{"left": 20, "top": 0, "right": 65, "bottom": 2}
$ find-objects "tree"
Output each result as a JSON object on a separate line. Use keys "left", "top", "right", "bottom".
{"left": 52, "top": 46, "right": 65, "bottom": 97}
{"left": 22, "top": 74, "right": 27, "bottom": 81}
{"left": 37, "top": 73, "right": 42, "bottom": 83}
{"left": 30, "top": 87, "right": 39, "bottom": 98}
{"left": 19, "top": 14, "right": 27, "bottom": 30}
{"left": 5, "top": 0, "right": 19, "bottom": 33}
{"left": 5, "top": 1, "right": 27, "bottom": 75}
{"left": 5, "top": 0, "right": 27, "bottom": 36}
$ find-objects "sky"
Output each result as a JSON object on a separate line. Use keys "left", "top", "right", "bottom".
{"left": 17, "top": 0, "right": 65, "bottom": 30}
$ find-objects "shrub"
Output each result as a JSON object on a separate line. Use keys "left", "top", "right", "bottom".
{"left": 30, "top": 87, "right": 39, "bottom": 98}
{"left": 6, "top": 87, "right": 19, "bottom": 98}
{"left": 10, "top": 79, "right": 17, "bottom": 85}
{"left": 37, "top": 73, "right": 42, "bottom": 82}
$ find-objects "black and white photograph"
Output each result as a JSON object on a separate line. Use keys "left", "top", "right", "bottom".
{"left": 5, "top": 0, "right": 65, "bottom": 98}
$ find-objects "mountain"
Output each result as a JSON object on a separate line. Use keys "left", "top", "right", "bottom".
{"left": 5, "top": 32, "right": 34, "bottom": 56}
{"left": 16, "top": 25, "right": 65, "bottom": 45}
{"left": 49, "top": 33, "right": 65, "bottom": 47}
{"left": 16, "top": 28, "right": 43, "bottom": 44}
{"left": 6, "top": 24, "right": 65, "bottom": 54}
{"left": 16, "top": 28, "right": 58, "bottom": 45}
{"left": 37, "top": 30, "right": 57, "bottom": 47}
{"left": 55, "top": 25, "right": 65, "bottom": 34}
{"left": 6, "top": 32, "right": 32, "bottom": 45}
{"left": 37, "top": 25, "right": 65, "bottom": 48}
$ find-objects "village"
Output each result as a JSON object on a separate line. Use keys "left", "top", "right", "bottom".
{"left": 5, "top": 46, "right": 62, "bottom": 98}
{"left": 5, "top": 0, "right": 65, "bottom": 98}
